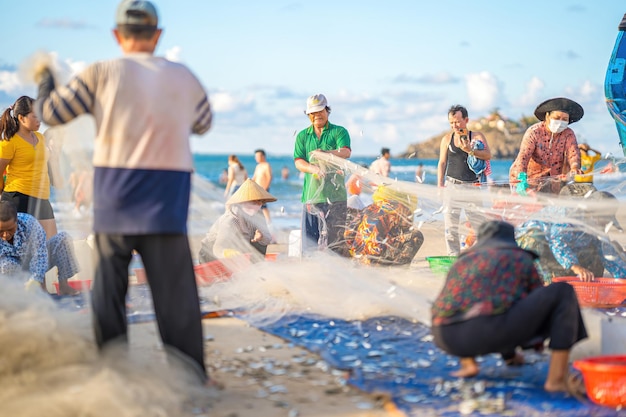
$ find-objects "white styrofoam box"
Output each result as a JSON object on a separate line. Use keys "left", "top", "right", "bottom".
{"left": 288, "top": 229, "right": 302, "bottom": 257}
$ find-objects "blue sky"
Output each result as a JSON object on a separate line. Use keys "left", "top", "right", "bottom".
{"left": 1, "top": 1, "right": 625, "bottom": 157}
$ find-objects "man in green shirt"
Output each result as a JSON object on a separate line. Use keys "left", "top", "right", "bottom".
{"left": 293, "top": 94, "right": 351, "bottom": 254}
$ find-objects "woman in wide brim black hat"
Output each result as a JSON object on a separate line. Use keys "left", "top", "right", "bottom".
{"left": 509, "top": 97, "right": 585, "bottom": 194}
{"left": 534, "top": 97, "right": 584, "bottom": 124}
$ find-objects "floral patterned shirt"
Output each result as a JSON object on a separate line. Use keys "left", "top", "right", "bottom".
{"left": 517, "top": 216, "right": 626, "bottom": 279}
{"left": 509, "top": 122, "right": 580, "bottom": 189}
{"left": 0, "top": 213, "right": 48, "bottom": 282}
{"left": 431, "top": 247, "right": 543, "bottom": 326}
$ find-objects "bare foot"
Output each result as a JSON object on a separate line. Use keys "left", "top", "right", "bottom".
{"left": 451, "top": 357, "right": 479, "bottom": 378}
{"left": 545, "top": 373, "right": 586, "bottom": 398}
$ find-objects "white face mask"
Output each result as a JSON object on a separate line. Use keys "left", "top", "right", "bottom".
{"left": 548, "top": 119, "right": 568, "bottom": 134}
{"left": 240, "top": 201, "right": 261, "bottom": 216}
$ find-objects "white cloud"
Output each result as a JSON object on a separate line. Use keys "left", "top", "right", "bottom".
{"left": 363, "top": 108, "right": 378, "bottom": 122}
{"left": 370, "top": 124, "right": 399, "bottom": 145}
{"left": 564, "top": 80, "right": 599, "bottom": 102}
{"left": 165, "top": 46, "right": 182, "bottom": 63}
{"left": 211, "top": 91, "right": 254, "bottom": 113}
{"left": 516, "top": 76, "right": 545, "bottom": 108}
{"left": 465, "top": 71, "right": 501, "bottom": 112}
{"left": 0, "top": 70, "right": 22, "bottom": 94}
{"left": 579, "top": 80, "right": 598, "bottom": 99}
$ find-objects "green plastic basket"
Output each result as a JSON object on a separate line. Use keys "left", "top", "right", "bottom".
{"left": 426, "top": 256, "right": 458, "bottom": 275}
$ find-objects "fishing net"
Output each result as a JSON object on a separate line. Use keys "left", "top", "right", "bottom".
{"left": 3, "top": 51, "right": 626, "bottom": 416}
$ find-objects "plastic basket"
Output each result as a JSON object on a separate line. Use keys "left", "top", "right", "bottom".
{"left": 133, "top": 260, "right": 232, "bottom": 287}
{"left": 573, "top": 355, "right": 626, "bottom": 407}
{"left": 552, "top": 277, "right": 626, "bottom": 308}
{"left": 194, "top": 260, "right": 232, "bottom": 285}
{"left": 425, "top": 256, "right": 457, "bottom": 275}
{"left": 53, "top": 279, "right": 92, "bottom": 294}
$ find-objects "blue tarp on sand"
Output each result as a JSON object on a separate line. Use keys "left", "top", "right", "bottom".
{"left": 53, "top": 286, "right": 626, "bottom": 417}
{"left": 260, "top": 314, "right": 625, "bottom": 417}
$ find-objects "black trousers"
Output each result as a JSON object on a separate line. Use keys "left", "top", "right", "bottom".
{"left": 91, "top": 233, "right": 206, "bottom": 380}
{"left": 432, "top": 282, "right": 587, "bottom": 359}
{"left": 302, "top": 201, "right": 348, "bottom": 255}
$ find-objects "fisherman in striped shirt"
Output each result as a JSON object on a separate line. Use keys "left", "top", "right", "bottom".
{"left": 35, "top": 0, "right": 213, "bottom": 384}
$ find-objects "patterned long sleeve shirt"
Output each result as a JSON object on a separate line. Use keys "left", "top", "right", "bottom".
{"left": 509, "top": 122, "right": 580, "bottom": 187}
{"left": 431, "top": 247, "right": 543, "bottom": 326}
{"left": 0, "top": 213, "right": 48, "bottom": 282}
{"left": 517, "top": 218, "right": 626, "bottom": 278}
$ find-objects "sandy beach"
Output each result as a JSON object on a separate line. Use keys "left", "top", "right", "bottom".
{"left": 177, "top": 214, "right": 625, "bottom": 416}
{"left": 173, "top": 222, "right": 446, "bottom": 416}
{"left": 2, "top": 208, "right": 624, "bottom": 417}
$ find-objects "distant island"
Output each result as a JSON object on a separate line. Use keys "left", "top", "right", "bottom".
{"left": 400, "top": 110, "right": 538, "bottom": 160}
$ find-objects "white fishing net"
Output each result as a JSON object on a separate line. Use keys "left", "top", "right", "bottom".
{"left": 3, "top": 50, "right": 626, "bottom": 416}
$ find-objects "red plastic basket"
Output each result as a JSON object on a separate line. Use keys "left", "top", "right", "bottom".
{"left": 133, "top": 260, "right": 232, "bottom": 287}
{"left": 552, "top": 277, "right": 626, "bottom": 308}
{"left": 194, "top": 260, "right": 232, "bottom": 285}
{"left": 53, "top": 279, "right": 92, "bottom": 294}
{"left": 573, "top": 355, "right": 626, "bottom": 407}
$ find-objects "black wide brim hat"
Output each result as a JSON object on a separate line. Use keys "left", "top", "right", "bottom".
{"left": 534, "top": 97, "right": 584, "bottom": 124}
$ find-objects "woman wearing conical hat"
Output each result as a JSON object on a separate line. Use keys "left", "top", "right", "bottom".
{"left": 199, "top": 179, "right": 276, "bottom": 263}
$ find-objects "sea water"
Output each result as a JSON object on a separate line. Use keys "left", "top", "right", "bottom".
{"left": 193, "top": 154, "right": 626, "bottom": 232}
{"left": 193, "top": 154, "right": 515, "bottom": 229}
{"left": 53, "top": 153, "right": 625, "bottom": 239}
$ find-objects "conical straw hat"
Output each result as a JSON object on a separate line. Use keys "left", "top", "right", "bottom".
{"left": 226, "top": 179, "right": 277, "bottom": 205}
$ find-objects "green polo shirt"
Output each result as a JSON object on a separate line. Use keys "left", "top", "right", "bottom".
{"left": 294, "top": 122, "right": 351, "bottom": 204}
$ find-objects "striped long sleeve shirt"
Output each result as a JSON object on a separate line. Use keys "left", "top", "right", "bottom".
{"left": 38, "top": 53, "right": 212, "bottom": 234}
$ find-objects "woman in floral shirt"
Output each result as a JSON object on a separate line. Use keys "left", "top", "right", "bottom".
{"left": 431, "top": 220, "right": 587, "bottom": 394}
{"left": 509, "top": 97, "right": 584, "bottom": 194}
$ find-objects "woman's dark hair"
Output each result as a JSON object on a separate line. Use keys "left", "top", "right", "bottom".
{"left": 0, "top": 96, "right": 35, "bottom": 141}
{"left": 0, "top": 200, "right": 18, "bottom": 222}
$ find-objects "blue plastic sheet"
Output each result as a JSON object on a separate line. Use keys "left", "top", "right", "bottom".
{"left": 260, "top": 314, "right": 625, "bottom": 417}
{"left": 52, "top": 287, "right": 626, "bottom": 416}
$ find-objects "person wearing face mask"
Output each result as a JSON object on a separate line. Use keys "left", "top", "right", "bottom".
{"left": 198, "top": 179, "right": 276, "bottom": 263}
{"left": 509, "top": 97, "right": 584, "bottom": 194}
